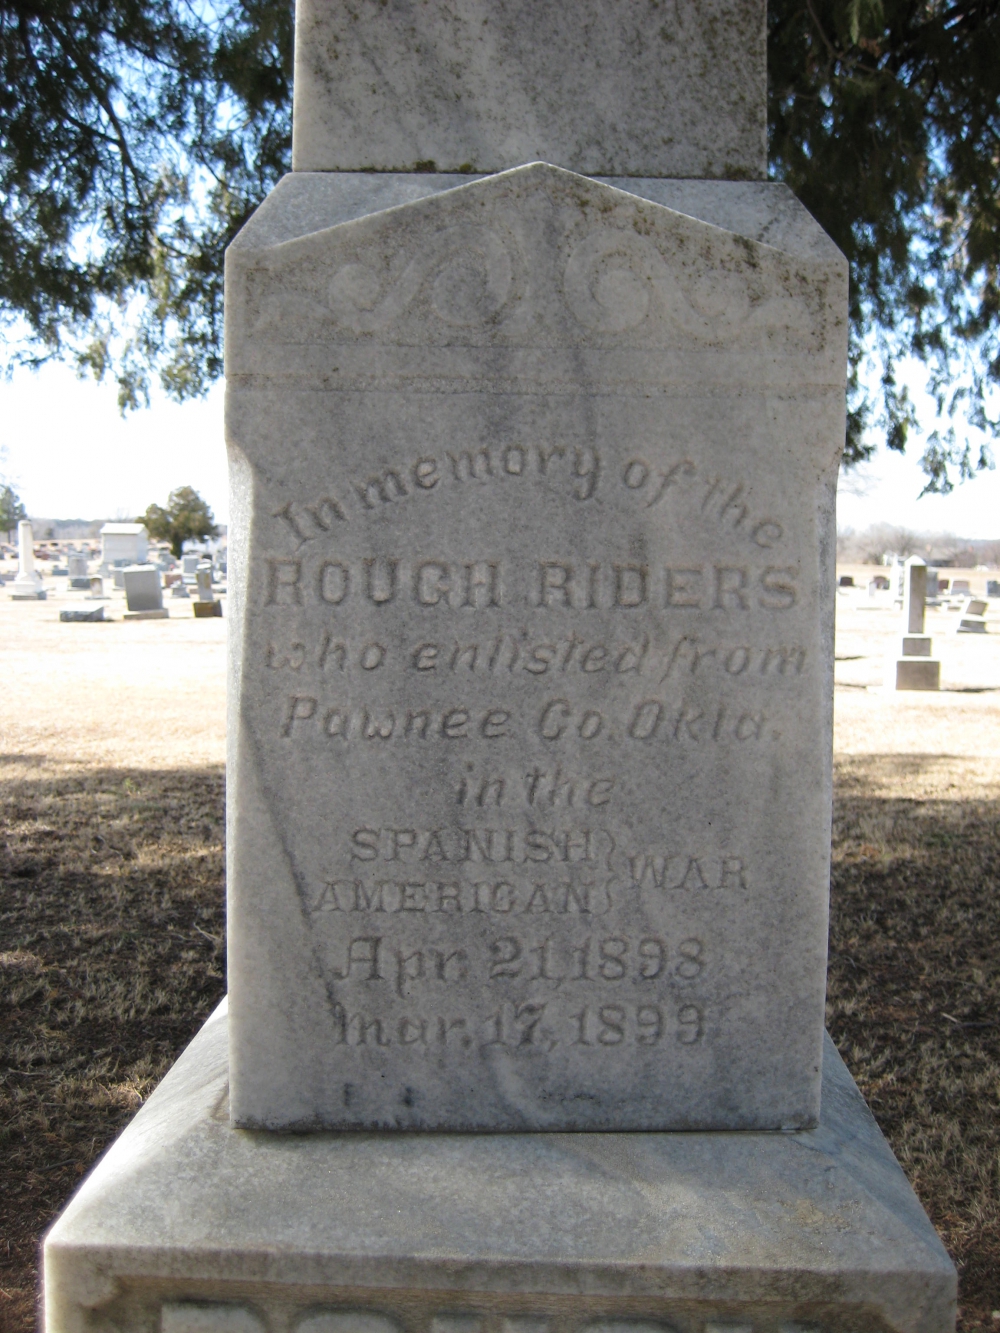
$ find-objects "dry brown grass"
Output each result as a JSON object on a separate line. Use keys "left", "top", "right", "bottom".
{"left": 0, "top": 762, "right": 225, "bottom": 1331}
{"left": 0, "top": 757, "right": 998, "bottom": 1331}
{"left": 828, "top": 755, "right": 1000, "bottom": 1331}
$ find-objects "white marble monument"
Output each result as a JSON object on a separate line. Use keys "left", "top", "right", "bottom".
{"left": 100, "top": 522, "right": 149, "bottom": 571}
{"left": 224, "top": 161, "right": 845, "bottom": 1133}
{"left": 43, "top": 3, "right": 956, "bottom": 1331}
{"left": 10, "top": 518, "right": 45, "bottom": 599}
{"left": 292, "top": 0, "right": 766, "bottom": 178}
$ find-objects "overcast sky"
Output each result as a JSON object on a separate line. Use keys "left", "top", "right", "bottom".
{"left": 2, "top": 358, "right": 999, "bottom": 538}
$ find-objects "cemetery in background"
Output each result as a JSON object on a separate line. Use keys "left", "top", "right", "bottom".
{"left": 0, "top": 521, "right": 998, "bottom": 1329}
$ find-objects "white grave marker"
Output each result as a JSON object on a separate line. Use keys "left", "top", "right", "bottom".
{"left": 10, "top": 519, "right": 45, "bottom": 600}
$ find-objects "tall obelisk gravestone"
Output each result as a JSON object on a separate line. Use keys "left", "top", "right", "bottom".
{"left": 44, "top": 3, "right": 956, "bottom": 1330}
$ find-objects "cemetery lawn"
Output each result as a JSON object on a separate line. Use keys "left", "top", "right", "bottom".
{"left": 828, "top": 755, "right": 1000, "bottom": 1332}
{"left": 1, "top": 594, "right": 999, "bottom": 1330}
{"left": 0, "top": 762, "right": 226, "bottom": 1331}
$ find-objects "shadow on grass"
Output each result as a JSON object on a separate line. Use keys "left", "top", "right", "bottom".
{"left": 830, "top": 755, "right": 1000, "bottom": 1329}
{"left": 1, "top": 758, "right": 998, "bottom": 1331}
{"left": 0, "top": 764, "right": 226, "bottom": 1331}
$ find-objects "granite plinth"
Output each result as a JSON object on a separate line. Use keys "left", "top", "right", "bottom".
{"left": 292, "top": 0, "right": 766, "bottom": 179}
{"left": 43, "top": 1000, "right": 956, "bottom": 1333}
{"left": 224, "top": 163, "right": 847, "bottom": 1132}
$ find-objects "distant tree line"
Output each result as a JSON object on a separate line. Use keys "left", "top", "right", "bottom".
{"left": 837, "top": 523, "right": 1000, "bottom": 565}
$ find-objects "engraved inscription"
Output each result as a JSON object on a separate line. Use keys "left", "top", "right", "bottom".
{"left": 268, "top": 448, "right": 785, "bottom": 558}
{"left": 308, "top": 879, "right": 615, "bottom": 916}
{"left": 262, "top": 633, "right": 808, "bottom": 686}
{"left": 278, "top": 697, "right": 778, "bottom": 746}
{"left": 261, "top": 556, "right": 797, "bottom": 612}
{"left": 327, "top": 1001, "right": 706, "bottom": 1050}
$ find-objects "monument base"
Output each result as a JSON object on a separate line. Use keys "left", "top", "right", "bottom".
{"left": 123, "top": 608, "right": 170, "bottom": 620}
{"left": 11, "top": 581, "right": 46, "bottom": 599}
{"left": 44, "top": 1001, "right": 955, "bottom": 1333}
{"left": 886, "top": 657, "right": 941, "bottom": 691}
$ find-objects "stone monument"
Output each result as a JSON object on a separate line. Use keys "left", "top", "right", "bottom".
{"left": 67, "top": 552, "right": 91, "bottom": 588}
{"left": 886, "top": 556, "right": 941, "bottom": 691}
{"left": 10, "top": 518, "right": 45, "bottom": 600}
{"left": 43, "top": 3, "right": 956, "bottom": 1330}
{"left": 123, "top": 565, "right": 169, "bottom": 620}
{"left": 955, "top": 597, "right": 988, "bottom": 634}
{"left": 193, "top": 563, "right": 224, "bottom": 617}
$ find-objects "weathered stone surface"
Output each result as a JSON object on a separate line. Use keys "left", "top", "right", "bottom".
{"left": 42, "top": 1000, "right": 957, "bottom": 1333}
{"left": 902, "top": 557, "right": 928, "bottom": 634}
{"left": 123, "top": 565, "right": 164, "bottom": 613}
{"left": 224, "top": 163, "right": 848, "bottom": 1131}
{"left": 888, "top": 659, "right": 942, "bottom": 691}
{"left": 292, "top": 0, "right": 766, "bottom": 179}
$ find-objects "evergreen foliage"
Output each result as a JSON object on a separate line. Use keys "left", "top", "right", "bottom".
{"left": 0, "top": 483, "right": 27, "bottom": 541}
{"left": 2, "top": 0, "right": 999, "bottom": 490}
{"left": 140, "top": 484, "right": 217, "bottom": 556}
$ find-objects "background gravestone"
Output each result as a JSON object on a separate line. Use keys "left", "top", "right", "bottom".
{"left": 886, "top": 555, "right": 941, "bottom": 691}
{"left": 10, "top": 519, "right": 45, "bottom": 600}
{"left": 123, "top": 565, "right": 167, "bottom": 619}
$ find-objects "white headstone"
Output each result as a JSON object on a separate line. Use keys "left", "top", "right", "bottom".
{"left": 225, "top": 161, "right": 848, "bottom": 1132}
{"left": 195, "top": 565, "right": 214, "bottom": 601}
{"left": 10, "top": 519, "right": 45, "bottom": 599}
{"left": 123, "top": 565, "right": 164, "bottom": 612}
